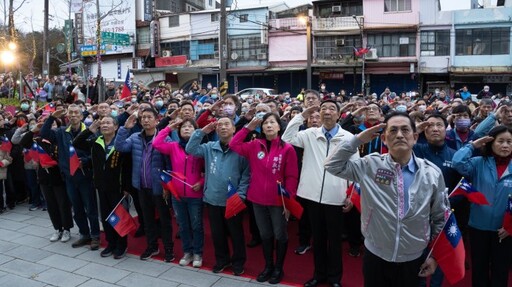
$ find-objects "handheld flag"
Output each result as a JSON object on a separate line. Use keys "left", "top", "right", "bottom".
{"left": 503, "top": 195, "right": 512, "bottom": 235}
{"left": 106, "top": 197, "right": 137, "bottom": 237}
{"left": 277, "top": 183, "right": 303, "bottom": 220}
{"left": 346, "top": 182, "right": 361, "bottom": 213}
{"left": 431, "top": 212, "right": 465, "bottom": 285}
{"left": 28, "top": 142, "right": 39, "bottom": 163}
{"left": 450, "top": 178, "right": 489, "bottom": 205}
{"left": 353, "top": 46, "right": 371, "bottom": 57}
{"left": 160, "top": 171, "right": 180, "bottom": 201}
{"left": 0, "top": 135, "right": 12, "bottom": 152}
{"left": 38, "top": 144, "right": 57, "bottom": 168}
{"left": 120, "top": 69, "right": 131, "bottom": 99}
{"left": 169, "top": 171, "right": 186, "bottom": 181}
{"left": 69, "top": 145, "right": 80, "bottom": 176}
{"left": 225, "top": 179, "right": 246, "bottom": 219}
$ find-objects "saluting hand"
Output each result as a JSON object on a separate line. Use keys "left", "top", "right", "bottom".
{"left": 124, "top": 114, "right": 137, "bottom": 129}
{"left": 356, "top": 123, "right": 386, "bottom": 144}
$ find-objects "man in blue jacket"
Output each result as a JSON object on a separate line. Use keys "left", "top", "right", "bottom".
{"left": 114, "top": 107, "right": 174, "bottom": 262}
{"left": 186, "top": 117, "right": 250, "bottom": 276}
{"left": 40, "top": 104, "right": 100, "bottom": 250}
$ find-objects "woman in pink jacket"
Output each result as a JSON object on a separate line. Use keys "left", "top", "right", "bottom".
{"left": 230, "top": 113, "right": 299, "bottom": 285}
{"left": 153, "top": 118, "right": 205, "bottom": 268}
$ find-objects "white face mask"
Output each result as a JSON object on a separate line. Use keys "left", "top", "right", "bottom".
{"left": 418, "top": 105, "right": 426, "bottom": 112}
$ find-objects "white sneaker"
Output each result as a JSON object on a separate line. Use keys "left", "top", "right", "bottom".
{"left": 49, "top": 230, "right": 62, "bottom": 242}
{"left": 192, "top": 254, "right": 202, "bottom": 268}
{"left": 179, "top": 253, "right": 193, "bottom": 266}
{"left": 61, "top": 230, "right": 71, "bottom": 242}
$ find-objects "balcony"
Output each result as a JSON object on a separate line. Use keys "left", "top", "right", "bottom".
{"left": 269, "top": 18, "right": 306, "bottom": 31}
{"left": 313, "top": 16, "right": 363, "bottom": 31}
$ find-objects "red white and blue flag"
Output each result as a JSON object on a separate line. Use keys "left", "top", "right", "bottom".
{"left": 277, "top": 182, "right": 303, "bottom": 219}
{"left": 106, "top": 199, "right": 137, "bottom": 237}
{"left": 28, "top": 142, "right": 39, "bottom": 162}
{"left": 503, "top": 195, "right": 512, "bottom": 235}
{"left": 346, "top": 182, "right": 361, "bottom": 213}
{"left": 160, "top": 171, "right": 180, "bottom": 201}
{"left": 121, "top": 69, "right": 131, "bottom": 99}
{"left": 225, "top": 179, "right": 246, "bottom": 219}
{"left": 353, "top": 46, "right": 371, "bottom": 57}
{"left": 431, "top": 212, "right": 466, "bottom": 285}
{"left": 38, "top": 144, "right": 57, "bottom": 168}
{"left": 69, "top": 145, "right": 80, "bottom": 176}
{"left": 0, "top": 135, "right": 12, "bottom": 152}
{"left": 450, "top": 178, "right": 489, "bottom": 205}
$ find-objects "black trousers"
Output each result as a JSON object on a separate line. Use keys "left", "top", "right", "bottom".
{"left": 363, "top": 249, "right": 424, "bottom": 287}
{"left": 98, "top": 188, "right": 127, "bottom": 251}
{"left": 127, "top": 185, "right": 144, "bottom": 228}
{"left": 297, "top": 196, "right": 311, "bottom": 246}
{"left": 246, "top": 201, "right": 261, "bottom": 241}
{"left": 206, "top": 203, "right": 246, "bottom": 268}
{"left": 40, "top": 183, "right": 73, "bottom": 231}
{"left": 344, "top": 207, "right": 363, "bottom": 249}
{"left": 305, "top": 198, "right": 343, "bottom": 284}
{"left": 138, "top": 189, "right": 173, "bottom": 250}
{"left": 469, "top": 227, "right": 512, "bottom": 287}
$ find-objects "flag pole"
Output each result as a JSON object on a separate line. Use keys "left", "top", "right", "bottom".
{"left": 448, "top": 177, "right": 464, "bottom": 198}
{"left": 278, "top": 182, "right": 289, "bottom": 222}
{"left": 106, "top": 194, "right": 127, "bottom": 220}
{"left": 162, "top": 170, "right": 194, "bottom": 187}
{"left": 423, "top": 209, "right": 454, "bottom": 262}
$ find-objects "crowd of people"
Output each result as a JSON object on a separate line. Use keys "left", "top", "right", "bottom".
{"left": 0, "top": 76, "right": 510, "bottom": 287}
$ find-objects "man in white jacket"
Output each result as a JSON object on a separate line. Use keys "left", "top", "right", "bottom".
{"left": 282, "top": 98, "right": 359, "bottom": 287}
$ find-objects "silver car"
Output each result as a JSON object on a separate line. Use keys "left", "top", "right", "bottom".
{"left": 235, "top": 88, "right": 278, "bottom": 100}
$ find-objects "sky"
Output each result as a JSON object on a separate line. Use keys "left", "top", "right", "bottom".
{"left": 11, "top": 0, "right": 477, "bottom": 33}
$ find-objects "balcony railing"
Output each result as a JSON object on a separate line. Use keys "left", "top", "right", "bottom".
{"left": 268, "top": 18, "right": 306, "bottom": 31}
{"left": 313, "top": 16, "right": 363, "bottom": 31}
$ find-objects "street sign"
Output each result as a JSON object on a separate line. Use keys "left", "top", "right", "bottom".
{"left": 80, "top": 45, "right": 106, "bottom": 57}
{"left": 101, "top": 32, "right": 131, "bottom": 46}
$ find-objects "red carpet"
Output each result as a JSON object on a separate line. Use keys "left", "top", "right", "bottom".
{"left": 101, "top": 210, "right": 512, "bottom": 287}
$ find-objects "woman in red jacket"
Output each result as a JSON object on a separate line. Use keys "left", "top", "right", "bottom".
{"left": 229, "top": 113, "right": 299, "bottom": 285}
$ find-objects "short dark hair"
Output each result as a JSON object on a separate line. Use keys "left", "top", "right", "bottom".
{"left": 304, "top": 89, "right": 320, "bottom": 100}
{"left": 425, "top": 113, "right": 448, "bottom": 128}
{"left": 260, "top": 113, "right": 284, "bottom": 139}
{"left": 452, "top": 104, "right": 471, "bottom": 115}
{"left": 384, "top": 111, "right": 416, "bottom": 133}
{"left": 180, "top": 100, "right": 194, "bottom": 110}
{"left": 482, "top": 125, "right": 512, "bottom": 156}
{"left": 140, "top": 107, "right": 158, "bottom": 118}
{"left": 480, "top": 98, "right": 493, "bottom": 106}
{"left": 320, "top": 99, "right": 340, "bottom": 112}
{"left": 177, "top": 118, "right": 198, "bottom": 138}
{"left": 223, "top": 94, "right": 239, "bottom": 107}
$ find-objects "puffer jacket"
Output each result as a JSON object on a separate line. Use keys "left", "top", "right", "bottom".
{"left": 325, "top": 136, "right": 447, "bottom": 263}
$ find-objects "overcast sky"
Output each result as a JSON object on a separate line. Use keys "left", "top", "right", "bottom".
{"left": 12, "top": 0, "right": 476, "bottom": 33}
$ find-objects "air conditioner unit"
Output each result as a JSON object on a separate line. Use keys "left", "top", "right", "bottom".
{"left": 214, "top": 51, "right": 219, "bottom": 59}
{"left": 257, "top": 53, "right": 267, "bottom": 60}
{"left": 162, "top": 50, "right": 172, "bottom": 57}
{"left": 366, "top": 48, "right": 378, "bottom": 60}
{"left": 335, "top": 39, "right": 345, "bottom": 46}
{"left": 332, "top": 5, "right": 341, "bottom": 12}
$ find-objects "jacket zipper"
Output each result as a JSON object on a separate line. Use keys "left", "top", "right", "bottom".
{"left": 318, "top": 138, "right": 330, "bottom": 203}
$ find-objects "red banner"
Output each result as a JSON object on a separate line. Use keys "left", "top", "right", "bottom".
{"left": 155, "top": 55, "right": 187, "bottom": 67}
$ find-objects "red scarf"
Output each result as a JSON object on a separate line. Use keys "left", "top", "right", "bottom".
{"left": 493, "top": 152, "right": 511, "bottom": 179}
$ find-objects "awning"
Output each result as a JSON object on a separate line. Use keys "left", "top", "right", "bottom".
{"left": 265, "top": 67, "right": 306, "bottom": 72}
{"left": 59, "top": 59, "right": 83, "bottom": 72}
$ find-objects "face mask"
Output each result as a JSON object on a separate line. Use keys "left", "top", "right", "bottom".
{"left": 256, "top": 112, "right": 266, "bottom": 119}
{"left": 207, "top": 85, "right": 212, "bottom": 90}
{"left": 16, "top": 119, "right": 26, "bottom": 127}
{"left": 111, "top": 110, "right": 118, "bottom": 117}
{"left": 354, "top": 114, "right": 366, "bottom": 122}
{"left": 189, "top": 91, "right": 194, "bottom": 96}
{"left": 247, "top": 99, "right": 253, "bottom": 104}
{"left": 418, "top": 105, "right": 426, "bottom": 112}
{"left": 131, "top": 98, "right": 137, "bottom": 103}
{"left": 155, "top": 100, "right": 164, "bottom": 108}
{"left": 455, "top": 118, "right": 471, "bottom": 130}
{"left": 223, "top": 105, "right": 235, "bottom": 116}
{"left": 241, "top": 107, "right": 249, "bottom": 113}
{"left": 81, "top": 108, "right": 86, "bottom": 113}
{"left": 396, "top": 105, "right": 407, "bottom": 113}
{"left": 211, "top": 94, "right": 218, "bottom": 100}
{"left": 21, "top": 103, "right": 29, "bottom": 111}
{"left": 321, "top": 85, "right": 326, "bottom": 90}
{"left": 29, "top": 124, "right": 36, "bottom": 131}
{"left": 84, "top": 118, "right": 93, "bottom": 126}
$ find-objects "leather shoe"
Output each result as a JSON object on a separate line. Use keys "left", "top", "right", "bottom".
{"left": 304, "top": 278, "right": 324, "bottom": 287}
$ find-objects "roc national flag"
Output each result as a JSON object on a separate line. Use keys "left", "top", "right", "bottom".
{"left": 346, "top": 182, "right": 361, "bottom": 213}
{"left": 121, "top": 69, "right": 131, "bottom": 99}
{"left": 69, "top": 145, "right": 80, "bottom": 176}
{"left": 0, "top": 135, "right": 12, "bottom": 152}
{"left": 28, "top": 142, "right": 39, "bottom": 163}
{"left": 431, "top": 212, "right": 465, "bottom": 285}
{"left": 38, "top": 144, "right": 57, "bottom": 168}
{"left": 160, "top": 171, "right": 180, "bottom": 201}
{"left": 503, "top": 195, "right": 512, "bottom": 235}
{"left": 225, "top": 179, "right": 246, "bottom": 219}
{"left": 277, "top": 182, "right": 303, "bottom": 220}
{"left": 106, "top": 199, "right": 136, "bottom": 237}
{"left": 450, "top": 178, "right": 489, "bottom": 205}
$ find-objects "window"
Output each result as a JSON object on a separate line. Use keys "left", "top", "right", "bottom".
{"left": 169, "top": 15, "right": 179, "bottom": 27}
{"left": 230, "top": 35, "right": 267, "bottom": 61}
{"left": 420, "top": 30, "right": 450, "bottom": 56}
{"left": 318, "top": 1, "right": 363, "bottom": 17}
{"left": 367, "top": 33, "right": 416, "bottom": 57}
{"left": 161, "top": 41, "right": 190, "bottom": 57}
{"left": 136, "top": 27, "right": 150, "bottom": 44}
{"left": 211, "top": 13, "right": 219, "bottom": 22}
{"left": 209, "top": 0, "right": 213, "bottom": 6}
{"left": 315, "top": 35, "right": 361, "bottom": 60}
{"left": 384, "top": 0, "right": 411, "bottom": 12}
{"left": 455, "top": 28, "right": 510, "bottom": 55}
{"left": 197, "top": 39, "right": 219, "bottom": 60}
{"left": 239, "top": 14, "right": 248, "bottom": 23}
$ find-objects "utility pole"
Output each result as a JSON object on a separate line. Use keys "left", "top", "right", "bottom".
{"left": 42, "top": 0, "right": 49, "bottom": 77}
{"left": 219, "top": 0, "right": 227, "bottom": 86}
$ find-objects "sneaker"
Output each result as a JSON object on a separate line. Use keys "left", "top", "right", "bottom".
{"left": 49, "top": 230, "right": 62, "bottom": 242}
{"left": 192, "top": 254, "right": 202, "bottom": 268}
{"left": 294, "top": 245, "right": 311, "bottom": 255}
{"left": 71, "top": 236, "right": 91, "bottom": 248}
{"left": 29, "top": 205, "right": 40, "bottom": 211}
{"left": 60, "top": 230, "right": 71, "bottom": 242}
{"left": 164, "top": 248, "right": 175, "bottom": 263}
{"left": 179, "top": 253, "right": 193, "bottom": 266}
{"left": 90, "top": 238, "right": 100, "bottom": 251}
{"left": 233, "top": 266, "right": 245, "bottom": 276}
{"left": 348, "top": 246, "right": 360, "bottom": 257}
{"left": 212, "top": 262, "right": 231, "bottom": 273}
{"left": 113, "top": 248, "right": 127, "bottom": 259}
{"left": 100, "top": 246, "right": 115, "bottom": 257}
{"left": 140, "top": 247, "right": 159, "bottom": 260}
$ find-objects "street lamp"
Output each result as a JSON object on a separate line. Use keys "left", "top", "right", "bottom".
{"left": 353, "top": 15, "right": 364, "bottom": 95}
{"left": 298, "top": 15, "right": 312, "bottom": 90}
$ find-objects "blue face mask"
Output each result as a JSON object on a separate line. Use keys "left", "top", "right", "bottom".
{"left": 256, "top": 112, "right": 266, "bottom": 119}
{"left": 21, "top": 103, "right": 29, "bottom": 111}
{"left": 396, "top": 105, "right": 407, "bottom": 113}
{"left": 111, "top": 110, "right": 118, "bottom": 118}
{"left": 155, "top": 100, "right": 164, "bottom": 109}
{"left": 211, "top": 94, "right": 218, "bottom": 100}
{"left": 84, "top": 118, "right": 93, "bottom": 127}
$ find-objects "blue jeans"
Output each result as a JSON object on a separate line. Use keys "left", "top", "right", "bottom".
{"left": 65, "top": 173, "right": 99, "bottom": 238}
{"left": 172, "top": 197, "right": 204, "bottom": 255}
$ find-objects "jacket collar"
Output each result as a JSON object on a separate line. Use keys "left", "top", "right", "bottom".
{"left": 65, "top": 122, "right": 86, "bottom": 133}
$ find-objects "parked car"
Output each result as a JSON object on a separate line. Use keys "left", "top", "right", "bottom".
{"left": 235, "top": 88, "right": 278, "bottom": 100}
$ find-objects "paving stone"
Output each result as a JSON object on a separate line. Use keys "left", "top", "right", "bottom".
{"left": 113, "top": 257, "right": 171, "bottom": 277}
{"left": 74, "top": 262, "right": 130, "bottom": 284}
{"left": 0, "top": 239, "right": 18, "bottom": 253}
{"left": 0, "top": 218, "right": 27, "bottom": 230}
{"left": 38, "top": 254, "right": 89, "bottom": 272}
{"left": 0, "top": 274, "right": 46, "bottom": 287}
{"left": 0, "top": 254, "right": 13, "bottom": 266}
{"left": 76, "top": 279, "right": 118, "bottom": 287}
{"left": 42, "top": 241, "right": 88, "bottom": 257}
{"left": 0, "top": 228, "right": 24, "bottom": 241}
{"left": 5, "top": 246, "right": 53, "bottom": 262}
{"left": 117, "top": 272, "right": 179, "bottom": 287}
{"left": 17, "top": 225, "right": 54, "bottom": 238}
{"left": 211, "top": 278, "right": 270, "bottom": 287}
{"left": 160, "top": 267, "right": 220, "bottom": 287}
{"left": 34, "top": 267, "right": 89, "bottom": 287}
{"left": 0, "top": 212, "right": 34, "bottom": 222}
{"left": 14, "top": 234, "right": 52, "bottom": 249}
{"left": 0, "top": 258, "right": 50, "bottom": 278}
{"left": 76, "top": 249, "right": 127, "bottom": 266}
{"left": 26, "top": 217, "right": 53, "bottom": 228}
